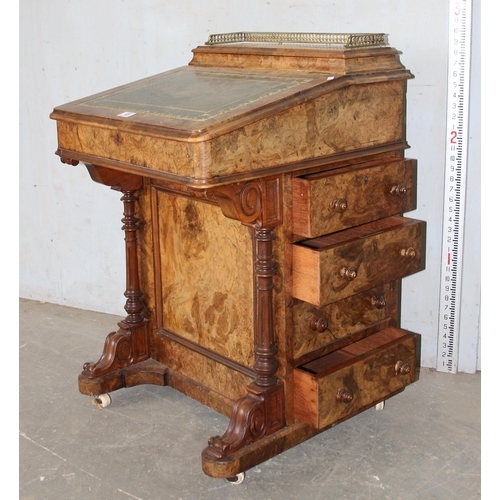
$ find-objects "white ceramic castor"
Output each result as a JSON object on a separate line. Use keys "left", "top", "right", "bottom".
{"left": 375, "top": 401, "right": 385, "bottom": 411}
{"left": 225, "top": 472, "right": 245, "bottom": 484}
{"left": 92, "top": 394, "right": 112, "bottom": 409}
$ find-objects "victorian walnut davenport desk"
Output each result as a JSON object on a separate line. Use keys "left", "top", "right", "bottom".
{"left": 50, "top": 33, "right": 425, "bottom": 481}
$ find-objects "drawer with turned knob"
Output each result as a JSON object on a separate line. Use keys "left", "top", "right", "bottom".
{"left": 292, "top": 282, "right": 399, "bottom": 361}
{"left": 292, "top": 216, "right": 426, "bottom": 307}
{"left": 292, "top": 157, "right": 417, "bottom": 238}
{"left": 293, "top": 327, "right": 419, "bottom": 429}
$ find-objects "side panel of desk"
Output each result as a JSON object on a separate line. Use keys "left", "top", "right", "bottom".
{"left": 135, "top": 179, "right": 293, "bottom": 417}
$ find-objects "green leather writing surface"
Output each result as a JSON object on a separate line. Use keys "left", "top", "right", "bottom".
{"left": 81, "top": 67, "right": 313, "bottom": 122}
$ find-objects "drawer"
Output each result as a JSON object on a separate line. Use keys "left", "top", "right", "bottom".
{"left": 292, "top": 216, "right": 425, "bottom": 307}
{"left": 293, "top": 282, "right": 399, "bottom": 360}
{"left": 294, "top": 327, "right": 419, "bottom": 429}
{"left": 293, "top": 158, "right": 417, "bottom": 238}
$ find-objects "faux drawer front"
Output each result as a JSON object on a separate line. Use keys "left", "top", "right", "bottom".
{"left": 292, "top": 216, "right": 425, "bottom": 307}
{"left": 294, "top": 327, "right": 418, "bottom": 429}
{"left": 293, "top": 282, "right": 399, "bottom": 360}
{"left": 293, "top": 158, "right": 417, "bottom": 238}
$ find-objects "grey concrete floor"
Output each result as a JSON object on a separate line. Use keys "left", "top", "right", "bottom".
{"left": 19, "top": 298, "right": 481, "bottom": 500}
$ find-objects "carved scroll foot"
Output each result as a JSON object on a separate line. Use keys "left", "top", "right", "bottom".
{"left": 202, "top": 382, "right": 285, "bottom": 461}
{"left": 78, "top": 319, "right": 151, "bottom": 394}
{"left": 80, "top": 319, "right": 149, "bottom": 378}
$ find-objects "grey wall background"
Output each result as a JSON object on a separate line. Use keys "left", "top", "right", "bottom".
{"left": 19, "top": 0, "right": 481, "bottom": 373}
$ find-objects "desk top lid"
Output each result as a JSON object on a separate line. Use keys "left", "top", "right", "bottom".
{"left": 50, "top": 33, "right": 413, "bottom": 186}
{"left": 51, "top": 32, "right": 408, "bottom": 140}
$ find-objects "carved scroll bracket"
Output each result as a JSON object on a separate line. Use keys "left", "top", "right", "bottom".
{"left": 207, "top": 175, "right": 282, "bottom": 229}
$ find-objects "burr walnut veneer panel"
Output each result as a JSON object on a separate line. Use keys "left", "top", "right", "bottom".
{"left": 154, "top": 191, "right": 255, "bottom": 369}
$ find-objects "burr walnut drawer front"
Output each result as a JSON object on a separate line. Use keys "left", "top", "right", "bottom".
{"left": 293, "top": 282, "right": 399, "bottom": 360}
{"left": 292, "top": 158, "right": 417, "bottom": 238}
{"left": 293, "top": 327, "right": 419, "bottom": 430}
{"left": 292, "top": 216, "right": 425, "bottom": 307}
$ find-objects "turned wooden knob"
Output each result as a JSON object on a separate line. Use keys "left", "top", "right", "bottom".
{"left": 390, "top": 183, "right": 407, "bottom": 196}
{"left": 336, "top": 387, "right": 354, "bottom": 403}
{"left": 340, "top": 266, "right": 357, "bottom": 281}
{"left": 329, "top": 198, "right": 348, "bottom": 213}
{"left": 371, "top": 295, "right": 386, "bottom": 309}
{"left": 400, "top": 247, "right": 416, "bottom": 259}
{"left": 310, "top": 317, "right": 328, "bottom": 333}
{"left": 395, "top": 360, "right": 411, "bottom": 375}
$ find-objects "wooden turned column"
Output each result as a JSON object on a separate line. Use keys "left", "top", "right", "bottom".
{"left": 77, "top": 165, "right": 152, "bottom": 393}
{"left": 202, "top": 176, "right": 285, "bottom": 464}
{"left": 253, "top": 227, "right": 279, "bottom": 388}
{"left": 121, "top": 189, "right": 144, "bottom": 326}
